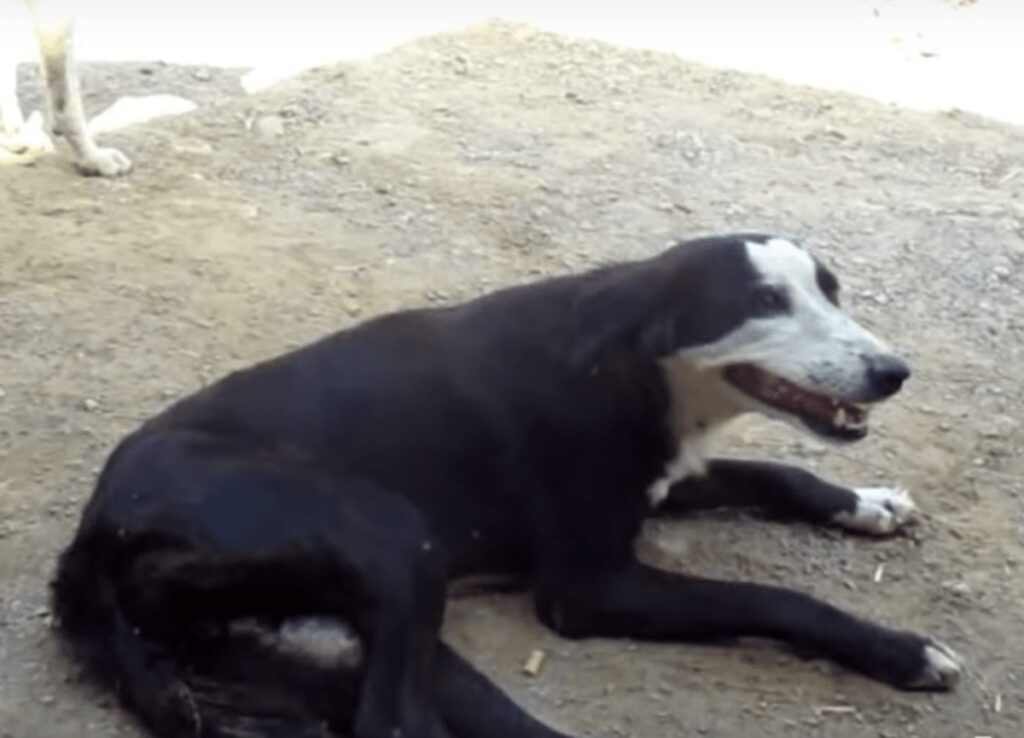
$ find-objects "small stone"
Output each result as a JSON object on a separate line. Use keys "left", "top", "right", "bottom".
{"left": 253, "top": 114, "right": 285, "bottom": 138}
{"left": 171, "top": 138, "right": 213, "bottom": 156}
{"left": 984, "top": 415, "right": 1018, "bottom": 437}
{"left": 944, "top": 581, "right": 971, "bottom": 597}
{"left": 192, "top": 68, "right": 213, "bottom": 82}
{"left": 81, "top": 398, "right": 100, "bottom": 412}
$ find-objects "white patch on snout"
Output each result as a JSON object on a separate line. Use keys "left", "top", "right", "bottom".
{"left": 833, "top": 486, "right": 916, "bottom": 534}
{"left": 676, "top": 238, "right": 894, "bottom": 417}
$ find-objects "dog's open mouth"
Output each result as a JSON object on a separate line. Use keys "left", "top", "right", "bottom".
{"left": 724, "top": 364, "right": 869, "bottom": 440}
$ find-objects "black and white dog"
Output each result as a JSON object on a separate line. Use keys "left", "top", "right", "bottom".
{"left": 53, "top": 234, "right": 961, "bottom": 738}
{"left": 0, "top": 0, "right": 131, "bottom": 175}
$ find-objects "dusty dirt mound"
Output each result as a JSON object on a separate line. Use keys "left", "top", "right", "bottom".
{"left": 1, "top": 20, "right": 1022, "bottom": 738}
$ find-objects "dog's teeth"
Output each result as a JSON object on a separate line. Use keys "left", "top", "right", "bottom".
{"left": 833, "top": 407, "right": 847, "bottom": 426}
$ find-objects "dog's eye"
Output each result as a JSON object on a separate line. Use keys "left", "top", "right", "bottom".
{"left": 752, "top": 286, "right": 789, "bottom": 316}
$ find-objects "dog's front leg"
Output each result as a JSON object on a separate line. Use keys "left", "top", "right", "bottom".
{"left": 26, "top": 0, "right": 131, "bottom": 175}
{"left": 656, "top": 458, "right": 916, "bottom": 535}
{"left": 535, "top": 561, "right": 961, "bottom": 691}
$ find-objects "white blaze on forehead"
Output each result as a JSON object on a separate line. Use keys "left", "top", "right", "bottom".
{"left": 743, "top": 238, "right": 819, "bottom": 293}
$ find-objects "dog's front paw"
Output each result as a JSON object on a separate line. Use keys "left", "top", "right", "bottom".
{"left": 905, "top": 639, "right": 964, "bottom": 690}
{"left": 77, "top": 146, "right": 132, "bottom": 177}
{"left": 865, "top": 632, "right": 963, "bottom": 691}
{"left": 833, "top": 486, "right": 916, "bottom": 535}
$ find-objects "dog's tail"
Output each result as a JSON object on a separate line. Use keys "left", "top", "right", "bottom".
{"left": 51, "top": 538, "right": 358, "bottom": 738}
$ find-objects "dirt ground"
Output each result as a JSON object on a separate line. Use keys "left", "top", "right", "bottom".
{"left": 1, "top": 20, "right": 1023, "bottom": 738}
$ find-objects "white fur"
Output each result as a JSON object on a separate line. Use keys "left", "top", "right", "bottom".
{"left": 649, "top": 358, "right": 741, "bottom": 507}
{"left": 676, "top": 238, "right": 891, "bottom": 410}
{"left": 647, "top": 435, "right": 710, "bottom": 506}
{"left": 833, "top": 486, "right": 916, "bottom": 534}
{"left": 909, "top": 641, "right": 963, "bottom": 689}
{"left": 230, "top": 616, "right": 363, "bottom": 670}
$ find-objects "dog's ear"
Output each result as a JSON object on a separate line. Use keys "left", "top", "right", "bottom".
{"left": 571, "top": 266, "right": 673, "bottom": 368}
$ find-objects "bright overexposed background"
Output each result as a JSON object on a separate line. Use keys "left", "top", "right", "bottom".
{"left": 1, "top": 1, "right": 1022, "bottom": 124}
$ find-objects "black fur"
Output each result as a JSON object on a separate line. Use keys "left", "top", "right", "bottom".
{"left": 53, "top": 234, "right": 949, "bottom": 738}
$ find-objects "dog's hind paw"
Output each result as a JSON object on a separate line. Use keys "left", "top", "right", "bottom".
{"left": 833, "top": 486, "right": 916, "bottom": 535}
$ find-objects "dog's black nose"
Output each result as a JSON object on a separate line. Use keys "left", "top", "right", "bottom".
{"left": 866, "top": 354, "right": 911, "bottom": 399}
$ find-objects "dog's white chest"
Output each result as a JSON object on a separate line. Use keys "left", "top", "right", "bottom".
{"left": 646, "top": 431, "right": 712, "bottom": 507}
{"left": 647, "top": 358, "right": 742, "bottom": 508}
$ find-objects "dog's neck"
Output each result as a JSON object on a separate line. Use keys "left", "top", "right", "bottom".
{"left": 645, "top": 356, "right": 745, "bottom": 506}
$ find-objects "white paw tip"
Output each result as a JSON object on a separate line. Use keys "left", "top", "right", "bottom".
{"left": 912, "top": 641, "right": 963, "bottom": 690}
{"left": 834, "top": 486, "right": 916, "bottom": 534}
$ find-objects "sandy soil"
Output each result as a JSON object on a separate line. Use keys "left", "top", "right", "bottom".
{"left": 1, "top": 20, "right": 1022, "bottom": 738}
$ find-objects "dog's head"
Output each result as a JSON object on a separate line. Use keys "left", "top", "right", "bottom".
{"left": 574, "top": 234, "right": 909, "bottom": 440}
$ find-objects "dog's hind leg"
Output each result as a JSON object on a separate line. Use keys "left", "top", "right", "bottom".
{"left": 655, "top": 458, "right": 916, "bottom": 536}
{"left": 25, "top": 0, "right": 131, "bottom": 175}
{"left": 56, "top": 431, "right": 455, "bottom": 738}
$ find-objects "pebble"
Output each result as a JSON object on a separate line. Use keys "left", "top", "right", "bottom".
{"left": 253, "top": 114, "right": 285, "bottom": 138}
{"left": 943, "top": 581, "right": 971, "bottom": 598}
